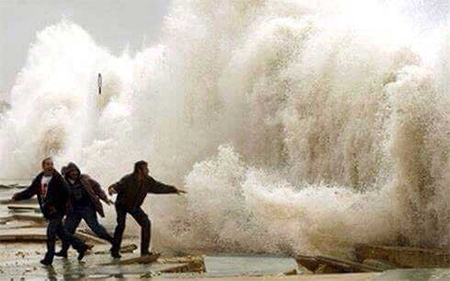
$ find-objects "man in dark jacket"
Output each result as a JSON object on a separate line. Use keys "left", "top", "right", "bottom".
{"left": 108, "top": 160, "right": 186, "bottom": 258}
{"left": 12, "top": 158, "right": 90, "bottom": 265}
{"left": 55, "top": 162, "right": 115, "bottom": 258}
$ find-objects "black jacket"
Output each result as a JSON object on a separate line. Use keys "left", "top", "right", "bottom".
{"left": 111, "top": 173, "right": 177, "bottom": 210}
{"left": 13, "top": 171, "right": 70, "bottom": 219}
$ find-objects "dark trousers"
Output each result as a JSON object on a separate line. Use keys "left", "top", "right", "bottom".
{"left": 61, "top": 205, "right": 113, "bottom": 253}
{"left": 44, "top": 215, "right": 86, "bottom": 263}
{"left": 112, "top": 205, "right": 151, "bottom": 255}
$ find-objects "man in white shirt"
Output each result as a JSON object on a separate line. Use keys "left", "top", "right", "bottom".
{"left": 12, "top": 157, "right": 90, "bottom": 265}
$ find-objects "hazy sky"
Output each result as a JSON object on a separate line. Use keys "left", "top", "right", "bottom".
{"left": 0, "top": 0, "right": 171, "bottom": 97}
{"left": 0, "top": 0, "right": 448, "bottom": 100}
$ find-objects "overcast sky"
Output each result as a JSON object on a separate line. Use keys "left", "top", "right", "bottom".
{"left": 0, "top": 0, "right": 449, "bottom": 100}
{"left": 0, "top": 0, "right": 171, "bottom": 97}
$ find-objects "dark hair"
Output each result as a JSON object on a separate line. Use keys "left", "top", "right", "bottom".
{"left": 134, "top": 161, "right": 148, "bottom": 173}
{"left": 41, "top": 157, "right": 53, "bottom": 167}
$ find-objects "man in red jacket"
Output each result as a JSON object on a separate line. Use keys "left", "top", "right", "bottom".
{"left": 55, "top": 162, "right": 116, "bottom": 258}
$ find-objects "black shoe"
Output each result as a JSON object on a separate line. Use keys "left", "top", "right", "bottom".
{"left": 40, "top": 258, "right": 52, "bottom": 266}
{"left": 55, "top": 251, "right": 68, "bottom": 258}
{"left": 110, "top": 243, "right": 121, "bottom": 259}
{"left": 110, "top": 250, "right": 122, "bottom": 259}
{"left": 77, "top": 245, "right": 90, "bottom": 261}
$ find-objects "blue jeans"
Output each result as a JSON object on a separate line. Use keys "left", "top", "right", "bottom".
{"left": 61, "top": 205, "right": 113, "bottom": 253}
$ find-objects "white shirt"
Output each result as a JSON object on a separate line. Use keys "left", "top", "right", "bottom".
{"left": 40, "top": 175, "right": 52, "bottom": 198}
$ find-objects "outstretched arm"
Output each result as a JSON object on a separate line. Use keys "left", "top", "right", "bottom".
{"left": 12, "top": 178, "right": 39, "bottom": 201}
{"left": 147, "top": 176, "right": 186, "bottom": 195}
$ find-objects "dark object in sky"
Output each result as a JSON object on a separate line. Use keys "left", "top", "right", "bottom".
{"left": 98, "top": 73, "right": 102, "bottom": 95}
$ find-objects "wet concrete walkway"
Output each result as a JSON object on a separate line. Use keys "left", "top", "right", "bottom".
{"left": 2, "top": 185, "right": 450, "bottom": 280}
{"left": 153, "top": 273, "right": 379, "bottom": 281}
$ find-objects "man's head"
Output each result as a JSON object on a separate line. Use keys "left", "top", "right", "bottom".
{"left": 134, "top": 160, "right": 149, "bottom": 176}
{"left": 41, "top": 157, "right": 54, "bottom": 175}
{"left": 65, "top": 163, "right": 80, "bottom": 181}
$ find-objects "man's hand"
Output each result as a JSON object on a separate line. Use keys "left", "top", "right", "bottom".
{"left": 108, "top": 186, "right": 117, "bottom": 196}
{"left": 176, "top": 189, "right": 187, "bottom": 195}
{"left": 11, "top": 193, "right": 19, "bottom": 202}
